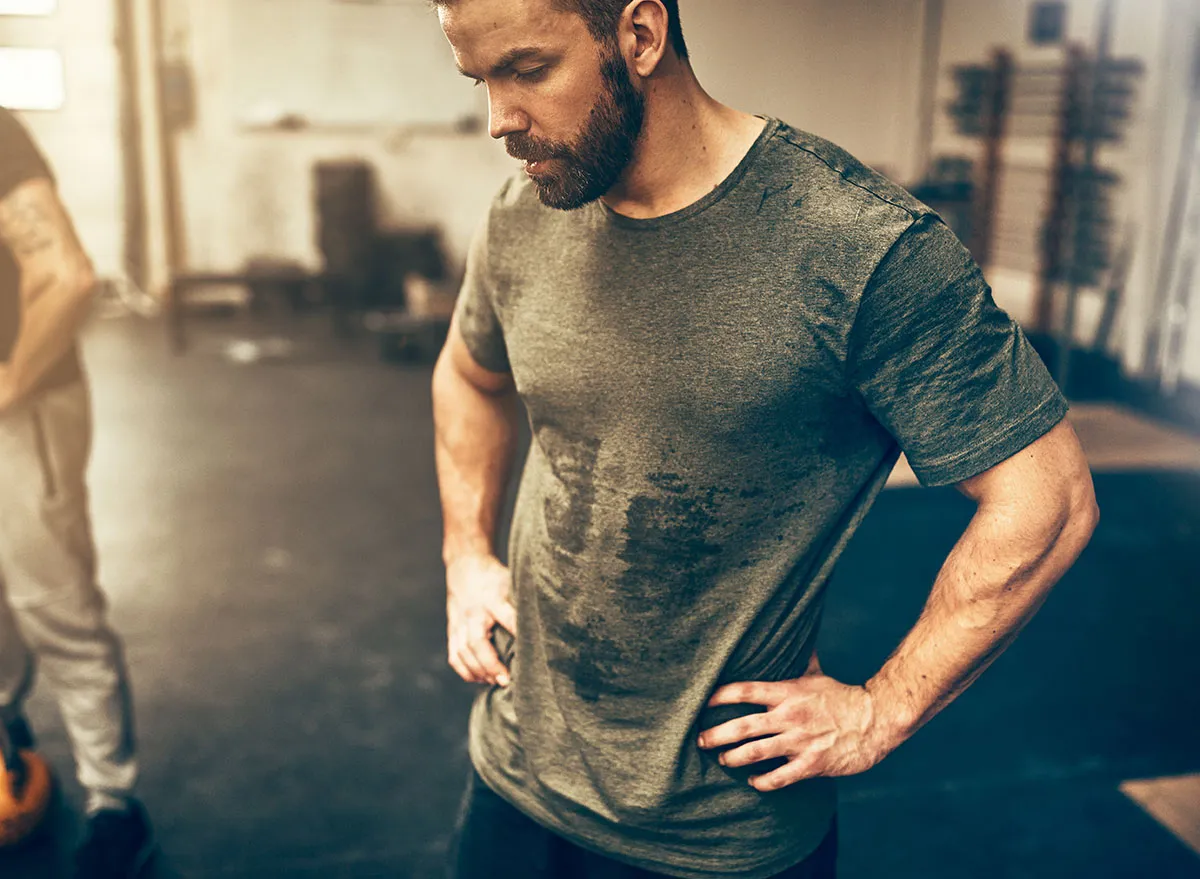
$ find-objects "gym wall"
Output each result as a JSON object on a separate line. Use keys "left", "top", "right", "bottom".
{"left": 144, "top": 0, "right": 932, "bottom": 288}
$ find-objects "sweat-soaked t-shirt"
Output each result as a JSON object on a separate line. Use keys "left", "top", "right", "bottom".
{"left": 454, "top": 118, "right": 1067, "bottom": 878}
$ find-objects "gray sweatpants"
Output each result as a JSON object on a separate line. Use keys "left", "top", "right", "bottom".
{"left": 0, "top": 378, "right": 137, "bottom": 805}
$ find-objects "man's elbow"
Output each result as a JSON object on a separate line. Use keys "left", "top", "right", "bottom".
{"left": 69, "top": 260, "right": 97, "bottom": 305}
{"left": 1048, "top": 427, "right": 1100, "bottom": 549}
{"left": 1063, "top": 473, "right": 1100, "bottom": 549}
{"left": 41, "top": 259, "right": 98, "bottom": 311}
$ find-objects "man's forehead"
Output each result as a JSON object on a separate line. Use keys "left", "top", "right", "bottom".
{"left": 439, "top": 0, "right": 581, "bottom": 60}
{"left": 440, "top": 0, "right": 565, "bottom": 38}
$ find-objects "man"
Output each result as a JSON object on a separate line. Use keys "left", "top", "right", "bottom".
{"left": 431, "top": 1, "right": 1099, "bottom": 877}
{"left": 0, "top": 107, "right": 153, "bottom": 878}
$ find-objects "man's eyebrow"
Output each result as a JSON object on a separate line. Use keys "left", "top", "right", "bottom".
{"left": 457, "top": 46, "right": 544, "bottom": 80}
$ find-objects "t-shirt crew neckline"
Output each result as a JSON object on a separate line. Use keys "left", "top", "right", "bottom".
{"left": 594, "top": 116, "right": 780, "bottom": 231}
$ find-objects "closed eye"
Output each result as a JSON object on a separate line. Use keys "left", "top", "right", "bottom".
{"left": 514, "top": 67, "right": 548, "bottom": 83}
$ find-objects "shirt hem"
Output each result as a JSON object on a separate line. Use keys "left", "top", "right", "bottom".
{"left": 470, "top": 745, "right": 835, "bottom": 879}
{"left": 911, "top": 391, "right": 1070, "bottom": 487}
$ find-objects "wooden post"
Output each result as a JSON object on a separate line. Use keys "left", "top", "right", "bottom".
{"left": 148, "top": 0, "right": 190, "bottom": 351}
{"left": 115, "top": 0, "right": 148, "bottom": 295}
{"left": 969, "top": 49, "right": 1012, "bottom": 270}
{"left": 1034, "top": 45, "right": 1086, "bottom": 334}
{"left": 1057, "top": 0, "right": 1118, "bottom": 390}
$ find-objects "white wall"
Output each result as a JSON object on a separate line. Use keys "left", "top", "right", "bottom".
{"left": 1, "top": 0, "right": 124, "bottom": 278}
{"left": 1131, "top": 0, "right": 1200, "bottom": 385}
{"left": 685, "top": 0, "right": 929, "bottom": 183}
{"left": 229, "top": 0, "right": 477, "bottom": 129}
{"left": 161, "top": 0, "right": 512, "bottom": 277}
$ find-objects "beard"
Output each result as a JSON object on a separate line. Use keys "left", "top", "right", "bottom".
{"left": 505, "top": 45, "right": 646, "bottom": 211}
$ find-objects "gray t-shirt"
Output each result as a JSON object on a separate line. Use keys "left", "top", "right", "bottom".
{"left": 455, "top": 118, "right": 1067, "bottom": 878}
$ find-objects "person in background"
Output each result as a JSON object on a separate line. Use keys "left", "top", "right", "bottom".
{"left": 0, "top": 106, "right": 154, "bottom": 879}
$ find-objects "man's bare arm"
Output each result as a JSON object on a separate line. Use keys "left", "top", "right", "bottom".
{"left": 865, "top": 418, "right": 1099, "bottom": 743}
{"left": 0, "top": 177, "right": 96, "bottom": 407}
{"left": 432, "top": 318, "right": 521, "bottom": 686}
{"left": 433, "top": 318, "right": 519, "bottom": 566}
{"left": 703, "top": 418, "right": 1099, "bottom": 789}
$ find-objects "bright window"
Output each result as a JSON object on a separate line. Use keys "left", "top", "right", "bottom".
{"left": 0, "top": 48, "right": 64, "bottom": 110}
{"left": 0, "top": 0, "right": 57, "bottom": 14}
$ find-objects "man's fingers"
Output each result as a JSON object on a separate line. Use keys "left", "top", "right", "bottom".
{"left": 707, "top": 681, "right": 788, "bottom": 709}
{"left": 448, "top": 651, "right": 476, "bottom": 684}
{"left": 697, "top": 714, "right": 777, "bottom": 750}
{"left": 492, "top": 600, "right": 518, "bottom": 637}
{"left": 447, "top": 597, "right": 515, "bottom": 686}
{"left": 464, "top": 626, "right": 510, "bottom": 687}
{"left": 468, "top": 640, "right": 510, "bottom": 687}
{"left": 720, "top": 734, "right": 791, "bottom": 769}
{"left": 750, "top": 752, "right": 822, "bottom": 791}
{"left": 450, "top": 626, "right": 490, "bottom": 683}
{"left": 447, "top": 629, "right": 482, "bottom": 682}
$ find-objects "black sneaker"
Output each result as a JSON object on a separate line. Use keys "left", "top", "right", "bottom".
{"left": 74, "top": 799, "right": 156, "bottom": 879}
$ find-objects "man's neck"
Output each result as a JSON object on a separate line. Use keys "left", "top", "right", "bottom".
{"left": 602, "top": 63, "right": 767, "bottom": 220}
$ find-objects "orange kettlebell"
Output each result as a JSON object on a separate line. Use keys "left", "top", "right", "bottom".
{"left": 0, "top": 751, "right": 53, "bottom": 847}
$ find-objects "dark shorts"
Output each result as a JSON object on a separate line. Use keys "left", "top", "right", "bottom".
{"left": 447, "top": 769, "right": 838, "bottom": 879}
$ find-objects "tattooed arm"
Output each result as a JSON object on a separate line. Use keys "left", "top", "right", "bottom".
{"left": 0, "top": 177, "right": 96, "bottom": 410}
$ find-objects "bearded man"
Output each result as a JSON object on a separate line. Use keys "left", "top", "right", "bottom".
{"left": 430, "top": 2, "right": 1098, "bottom": 877}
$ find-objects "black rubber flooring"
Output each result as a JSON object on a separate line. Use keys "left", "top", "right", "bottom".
{"left": 2, "top": 313, "right": 1197, "bottom": 878}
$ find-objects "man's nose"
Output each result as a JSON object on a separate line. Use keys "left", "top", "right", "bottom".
{"left": 488, "top": 92, "right": 530, "bottom": 140}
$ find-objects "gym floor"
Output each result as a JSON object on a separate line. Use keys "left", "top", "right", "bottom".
{"left": 2, "top": 311, "right": 1198, "bottom": 878}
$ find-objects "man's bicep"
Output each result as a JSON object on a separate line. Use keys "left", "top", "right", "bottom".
{"left": 956, "top": 419, "right": 1095, "bottom": 521}
{"left": 0, "top": 177, "right": 93, "bottom": 297}
{"left": 442, "top": 314, "right": 515, "bottom": 396}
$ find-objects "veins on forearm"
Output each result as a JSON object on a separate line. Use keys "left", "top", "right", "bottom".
{"left": 923, "top": 622, "right": 1020, "bottom": 714}
{"left": 870, "top": 519, "right": 1065, "bottom": 737}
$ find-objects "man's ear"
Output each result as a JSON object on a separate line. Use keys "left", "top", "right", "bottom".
{"left": 619, "top": 0, "right": 670, "bottom": 78}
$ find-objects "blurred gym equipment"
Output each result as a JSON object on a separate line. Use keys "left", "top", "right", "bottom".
{"left": 0, "top": 725, "right": 52, "bottom": 850}
{"left": 164, "top": 158, "right": 450, "bottom": 356}
{"left": 948, "top": 24, "right": 1143, "bottom": 396}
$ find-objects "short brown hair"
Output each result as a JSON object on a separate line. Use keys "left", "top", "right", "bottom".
{"left": 435, "top": 0, "right": 689, "bottom": 60}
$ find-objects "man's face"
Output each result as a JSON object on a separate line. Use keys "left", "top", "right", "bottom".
{"left": 440, "top": 0, "right": 645, "bottom": 210}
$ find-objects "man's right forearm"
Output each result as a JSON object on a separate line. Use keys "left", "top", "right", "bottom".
{"left": 432, "top": 352, "right": 519, "bottom": 566}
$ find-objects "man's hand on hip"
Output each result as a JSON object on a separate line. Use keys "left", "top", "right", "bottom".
{"left": 445, "top": 554, "right": 517, "bottom": 688}
{"left": 698, "top": 672, "right": 904, "bottom": 791}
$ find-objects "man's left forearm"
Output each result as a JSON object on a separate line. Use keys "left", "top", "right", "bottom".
{"left": 0, "top": 272, "right": 95, "bottom": 406}
{"left": 864, "top": 486, "right": 1099, "bottom": 750}
{"left": 702, "top": 422, "right": 1097, "bottom": 788}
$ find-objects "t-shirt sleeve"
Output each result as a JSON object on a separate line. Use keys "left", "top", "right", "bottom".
{"left": 847, "top": 213, "right": 1068, "bottom": 487}
{"left": 0, "top": 108, "right": 53, "bottom": 201}
{"left": 453, "top": 208, "right": 510, "bottom": 374}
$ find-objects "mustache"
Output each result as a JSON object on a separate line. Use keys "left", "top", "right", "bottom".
{"left": 506, "top": 134, "right": 565, "bottom": 163}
